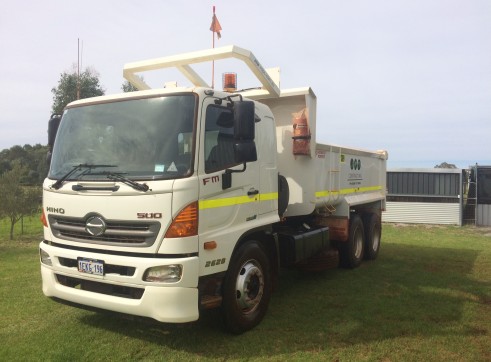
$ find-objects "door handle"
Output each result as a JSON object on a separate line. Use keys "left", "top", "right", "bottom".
{"left": 247, "top": 189, "right": 259, "bottom": 196}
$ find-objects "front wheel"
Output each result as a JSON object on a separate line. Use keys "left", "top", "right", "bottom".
{"left": 221, "top": 241, "right": 271, "bottom": 334}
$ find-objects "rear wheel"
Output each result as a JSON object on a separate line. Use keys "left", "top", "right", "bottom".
{"left": 364, "top": 213, "right": 381, "bottom": 260}
{"left": 221, "top": 241, "right": 271, "bottom": 334}
{"left": 340, "top": 215, "right": 365, "bottom": 269}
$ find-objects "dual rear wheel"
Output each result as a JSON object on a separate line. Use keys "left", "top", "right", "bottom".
{"left": 340, "top": 213, "right": 381, "bottom": 268}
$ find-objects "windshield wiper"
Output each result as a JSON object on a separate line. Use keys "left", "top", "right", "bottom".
{"left": 51, "top": 164, "right": 117, "bottom": 190}
{"left": 102, "top": 172, "right": 150, "bottom": 192}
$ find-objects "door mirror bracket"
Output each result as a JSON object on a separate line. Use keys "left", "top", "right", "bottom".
{"left": 222, "top": 163, "right": 247, "bottom": 190}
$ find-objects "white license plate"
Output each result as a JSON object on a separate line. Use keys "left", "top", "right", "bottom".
{"left": 77, "top": 258, "right": 104, "bottom": 276}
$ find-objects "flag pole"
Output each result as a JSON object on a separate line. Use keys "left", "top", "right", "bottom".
{"left": 210, "top": 5, "right": 222, "bottom": 89}
{"left": 212, "top": 6, "right": 216, "bottom": 89}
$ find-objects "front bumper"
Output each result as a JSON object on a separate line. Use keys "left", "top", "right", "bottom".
{"left": 39, "top": 241, "right": 199, "bottom": 323}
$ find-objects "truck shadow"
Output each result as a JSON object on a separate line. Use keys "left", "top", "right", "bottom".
{"left": 79, "top": 242, "right": 490, "bottom": 359}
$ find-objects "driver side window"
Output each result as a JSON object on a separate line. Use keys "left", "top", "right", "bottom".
{"left": 204, "top": 105, "right": 237, "bottom": 173}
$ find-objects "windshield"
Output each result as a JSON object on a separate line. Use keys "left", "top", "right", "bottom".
{"left": 49, "top": 94, "right": 196, "bottom": 181}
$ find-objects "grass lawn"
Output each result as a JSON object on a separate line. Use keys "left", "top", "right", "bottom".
{"left": 1, "top": 223, "right": 490, "bottom": 361}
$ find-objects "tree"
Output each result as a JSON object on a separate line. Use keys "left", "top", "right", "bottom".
{"left": 435, "top": 162, "right": 457, "bottom": 169}
{"left": 121, "top": 79, "right": 139, "bottom": 93}
{"left": 0, "top": 144, "right": 49, "bottom": 185}
{"left": 51, "top": 66, "right": 105, "bottom": 114}
{"left": 121, "top": 75, "right": 143, "bottom": 92}
{"left": 0, "top": 163, "right": 41, "bottom": 240}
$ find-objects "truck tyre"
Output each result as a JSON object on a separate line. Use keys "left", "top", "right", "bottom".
{"left": 221, "top": 241, "right": 272, "bottom": 334}
{"left": 340, "top": 215, "right": 365, "bottom": 269}
{"left": 364, "top": 213, "right": 381, "bottom": 260}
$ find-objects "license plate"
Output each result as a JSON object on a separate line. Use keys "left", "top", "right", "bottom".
{"left": 77, "top": 258, "right": 104, "bottom": 276}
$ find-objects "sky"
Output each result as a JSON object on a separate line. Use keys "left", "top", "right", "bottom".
{"left": 1, "top": 0, "right": 490, "bottom": 169}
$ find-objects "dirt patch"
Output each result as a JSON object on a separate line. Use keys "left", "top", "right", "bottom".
{"left": 475, "top": 227, "right": 491, "bottom": 237}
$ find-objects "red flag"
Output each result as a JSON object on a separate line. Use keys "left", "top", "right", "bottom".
{"left": 210, "top": 13, "right": 222, "bottom": 39}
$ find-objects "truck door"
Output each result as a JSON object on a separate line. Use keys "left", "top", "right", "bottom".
{"left": 198, "top": 100, "right": 260, "bottom": 257}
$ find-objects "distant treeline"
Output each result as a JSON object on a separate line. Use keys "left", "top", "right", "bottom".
{"left": 0, "top": 144, "right": 49, "bottom": 185}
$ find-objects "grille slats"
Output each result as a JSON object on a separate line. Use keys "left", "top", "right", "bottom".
{"left": 48, "top": 215, "right": 161, "bottom": 247}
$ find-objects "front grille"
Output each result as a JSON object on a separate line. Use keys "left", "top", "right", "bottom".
{"left": 48, "top": 215, "right": 161, "bottom": 247}
{"left": 58, "top": 257, "right": 136, "bottom": 276}
{"left": 56, "top": 274, "right": 144, "bottom": 299}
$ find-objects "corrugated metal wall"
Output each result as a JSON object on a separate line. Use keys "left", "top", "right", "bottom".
{"left": 476, "top": 167, "right": 491, "bottom": 204}
{"left": 384, "top": 169, "right": 463, "bottom": 225}
{"left": 476, "top": 205, "right": 491, "bottom": 226}
{"left": 474, "top": 166, "right": 491, "bottom": 226}
{"left": 387, "top": 170, "right": 461, "bottom": 197}
{"left": 383, "top": 202, "right": 461, "bottom": 225}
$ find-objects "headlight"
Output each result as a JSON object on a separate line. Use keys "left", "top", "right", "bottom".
{"left": 143, "top": 265, "right": 183, "bottom": 283}
{"left": 40, "top": 249, "right": 52, "bottom": 266}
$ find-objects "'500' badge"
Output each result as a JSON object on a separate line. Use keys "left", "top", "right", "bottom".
{"left": 137, "top": 213, "right": 162, "bottom": 219}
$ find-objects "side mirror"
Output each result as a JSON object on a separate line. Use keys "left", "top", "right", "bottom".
{"left": 48, "top": 114, "right": 62, "bottom": 149}
{"left": 47, "top": 114, "right": 61, "bottom": 167}
{"left": 233, "top": 100, "right": 257, "bottom": 163}
{"left": 221, "top": 101, "right": 257, "bottom": 190}
{"left": 233, "top": 101, "right": 255, "bottom": 141}
{"left": 234, "top": 140, "right": 257, "bottom": 163}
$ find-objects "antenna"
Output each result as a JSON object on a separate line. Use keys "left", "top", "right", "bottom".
{"left": 77, "top": 38, "right": 80, "bottom": 100}
{"left": 80, "top": 40, "right": 83, "bottom": 71}
{"left": 76, "top": 38, "right": 84, "bottom": 100}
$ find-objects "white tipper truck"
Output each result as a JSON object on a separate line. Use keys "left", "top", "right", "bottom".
{"left": 40, "top": 45, "right": 387, "bottom": 334}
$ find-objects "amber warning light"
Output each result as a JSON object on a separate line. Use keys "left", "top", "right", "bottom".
{"left": 223, "top": 72, "right": 237, "bottom": 92}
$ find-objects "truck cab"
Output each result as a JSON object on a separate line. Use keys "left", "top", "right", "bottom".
{"left": 41, "top": 82, "right": 280, "bottom": 328}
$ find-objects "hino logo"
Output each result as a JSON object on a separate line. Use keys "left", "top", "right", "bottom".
{"left": 85, "top": 216, "right": 107, "bottom": 237}
{"left": 46, "top": 207, "right": 65, "bottom": 214}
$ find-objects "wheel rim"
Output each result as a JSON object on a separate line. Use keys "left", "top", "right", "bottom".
{"left": 235, "top": 259, "right": 264, "bottom": 314}
{"left": 354, "top": 228, "right": 364, "bottom": 259}
{"left": 372, "top": 227, "right": 380, "bottom": 252}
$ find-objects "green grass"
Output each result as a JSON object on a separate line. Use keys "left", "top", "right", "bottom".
{"left": 1, "top": 224, "right": 490, "bottom": 361}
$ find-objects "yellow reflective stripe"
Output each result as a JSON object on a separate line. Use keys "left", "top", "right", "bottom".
{"left": 260, "top": 192, "right": 278, "bottom": 201}
{"left": 199, "top": 192, "right": 278, "bottom": 210}
{"left": 199, "top": 196, "right": 253, "bottom": 209}
{"left": 315, "top": 185, "right": 382, "bottom": 198}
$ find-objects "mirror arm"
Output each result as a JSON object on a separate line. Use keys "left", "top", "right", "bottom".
{"left": 222, "top": 163, "right": 247, "bottom": 190}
